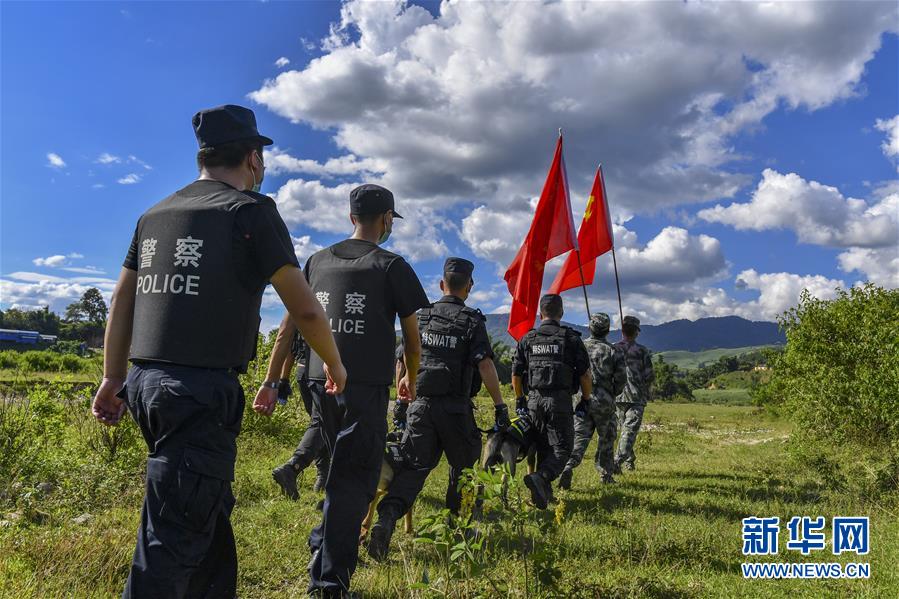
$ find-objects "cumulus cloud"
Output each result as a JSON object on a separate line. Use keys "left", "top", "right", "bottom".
{"left": 250, "top": 0, "right": 896, "bottom": 216}
{"left": 264, "top": 146, "right": 386, "bottom": 177}
{"left": 46, "top": 152, "right": 66, "bottom": 168}
{"left": 698, "top": 169, "right": 898, "bottom": 248}
{"left": 875, "top": 114, "right": 899, "bottom": 164}
{"left": 837, "top": 246, "right": 899, "bottom": 288}
{"left": 292, "top": 235, "right": 324, "bottom": 266}
{"left": 118, "top": 173, "right": 142, "bottom": 185}
{"left": 272, "top": 178, "right": 356, "bottom": 233}
{"left": 733, "top": 269, "right": 845, "bottom": 320}
{"left": 0, "top": 272, "right": 116, "bottom": 312}
{"left": 275, "top": 56, "right": 291, "bottom": 68}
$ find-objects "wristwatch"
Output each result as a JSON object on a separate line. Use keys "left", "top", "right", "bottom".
{"left": 262, "top": 381, "right": 279, "bottom": 389}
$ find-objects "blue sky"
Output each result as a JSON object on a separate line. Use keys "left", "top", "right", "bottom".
{"left": 2, "top": 1, "right": 897, "bottom": 332}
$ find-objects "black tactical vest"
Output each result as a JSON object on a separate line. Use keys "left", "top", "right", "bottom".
{"left": 415, "top": 299, "right": 479, "bottom": 399}
{"left": 525, "top": 323, "right": 575, "bottom": 392}
{"left": 306, "top": 243, "right": 400, "bottom": 385}
{"left": 130, "top": 183, "right": 261, "bottom": 370}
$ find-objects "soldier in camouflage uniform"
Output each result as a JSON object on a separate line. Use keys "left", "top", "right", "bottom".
{"left": 613, "top": 315, "right": 654, "bottom": 472}
{"left": 559, "top": 313, "right": 627, "bottom": 488}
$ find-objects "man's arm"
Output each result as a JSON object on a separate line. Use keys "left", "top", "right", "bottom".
{"left": 395, "top": 356, "right": 406, "bottom": 390}
{"left": 511, "top": 375, "right": 524, "bottom": 398}
{"left": 271, "top": 265, "right": 345, "bottom": 393}
{"left": 91, "top": 268, "right": 137, "bottom": 425}
{"left": 253, "top": 313, "right": 297, "bottom": 415}
{"left": 478, "top": 358, "right": 504, "bottom": 407}
{"left": 397, "top": 314, "right": 420, "bottom": 402}
{"left": 579, "top": 370, "right": 593, "bottom": 398}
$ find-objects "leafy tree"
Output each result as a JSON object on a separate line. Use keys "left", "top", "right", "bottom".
{"left": 64, "top": 288, "right": 107, "bottom": 323}
{"left": 0, "top": 306, "right": 62, "bottom": 335}
{"left": 755, "top": 284, "right": 899, "bottom": 490}
{"left": 652, "top": 355, "right": 694, "bottom": 401}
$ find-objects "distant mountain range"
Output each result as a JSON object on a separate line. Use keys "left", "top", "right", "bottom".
{"left": 484, "top": 314, "right": 785, "bottom": 352}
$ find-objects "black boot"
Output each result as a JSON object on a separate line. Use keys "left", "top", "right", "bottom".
{"left": 558, "top": 469, "right": 572, "bottom": 490}
{"left": 272, "top": 462, "right": 302, "bottom": 501}
{"left": 367, "top": 510, "right": 399, "bottom": 562}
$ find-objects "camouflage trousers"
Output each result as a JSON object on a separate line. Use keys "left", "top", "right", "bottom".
{"left": 614, "top": 402, "right": 645, "bottom": 469}
{"left": 565, "top": 395, "right": 618, "bottom": 477}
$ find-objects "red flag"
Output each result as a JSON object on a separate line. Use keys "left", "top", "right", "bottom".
{"left": 548, "top": 166, "right": 614, "bottom": 294}
{"left": 504, "top": 136, "right": 577, "bottom": 340}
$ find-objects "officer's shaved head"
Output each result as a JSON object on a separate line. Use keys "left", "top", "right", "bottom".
{"left": 539, "top": 294, "right": 563, "bottom": 320}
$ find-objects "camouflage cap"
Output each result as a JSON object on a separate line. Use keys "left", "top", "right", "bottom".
{"left": 589, "top": 312, "right": 611, "bottom": 337}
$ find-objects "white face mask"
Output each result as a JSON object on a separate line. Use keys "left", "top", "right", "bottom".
{"left": 377, "top": 213, "right": 392, "bottom": 244}
{"left": 250, "top": 152, "right": 264, "bottom": 193}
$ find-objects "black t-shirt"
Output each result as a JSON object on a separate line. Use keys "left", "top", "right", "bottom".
{"left": 124, "top": 180, "right": 298, "bottom": 291}
{"left": 311, "top": 239, "right": 429, "bottom": 319}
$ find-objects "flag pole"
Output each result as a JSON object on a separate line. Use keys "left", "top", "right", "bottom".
{"left": 574, "top": 249, "right": 592, "bottom": 320}
{"left": 598, "top": 163, "right": 625, "bottom": 331}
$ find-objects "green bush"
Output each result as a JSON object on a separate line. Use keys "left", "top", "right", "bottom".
{"left": 756, "top": 284, "right": 899, "bottom": 492}
{"left": 0, "top": 350, "right": 22, "bottom": 370}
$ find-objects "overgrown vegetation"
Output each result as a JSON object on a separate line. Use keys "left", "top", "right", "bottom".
{"left": 754, "top": 284, "right": 899, "bottom": 495}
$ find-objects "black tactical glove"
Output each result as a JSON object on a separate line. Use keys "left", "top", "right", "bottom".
{"left": 494, "top": 404, "right": 511, "bottom": 430}
{"left": 574, "top": 398, "right": 589, "bottom": 419}
{"left": 392, "top": 399, "right": 409, "bottom": 431}
{"left": 515, "top": 395, "right": 528, "bottom": 417}
{"left": 277, "top": 378, "right": 292, "bottom": 404}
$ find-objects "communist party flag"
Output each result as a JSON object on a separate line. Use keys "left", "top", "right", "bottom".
{"left": 504, "top": 135, "right": 578, "bottom": 340}
{"left": 548, "top": 166, "right": 614, "bottom": 294}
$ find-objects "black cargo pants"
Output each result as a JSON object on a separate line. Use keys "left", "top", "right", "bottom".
{"left": 528, "top": 390, "right": 575, "bottom": 482}
{"left": 121, "top": 363, "right": 244, "bottom": 599}
{"left": 287, "top": 375, "right": 329, "bottom": 474}
{"left": 378, "top": 396, "right": 482, "bottom": 519}
{"left": 307, "top": 382, "right": 388, "bottom": 596}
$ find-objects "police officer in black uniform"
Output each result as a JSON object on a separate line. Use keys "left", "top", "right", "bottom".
{"left": 262, "top": 330, "right": 330, "bottom": 498}
{"left": 511, "top": 293, "right": 591, "bottom": 509}
{"left": 262, "top": 184, "right": 429, "bottom": 597}
{"left": 366, "top": 258, "right": 510, "bottom": 561}
{"left": 91, "top": 104, "right": 346, "bottom": 598}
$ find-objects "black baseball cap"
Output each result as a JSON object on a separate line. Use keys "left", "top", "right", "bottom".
{"left": 192, "top": 104, "right": 274, "bottom": 149}
{"left": 444, "top": 257, "right": 474, "bottom": 277}
{"left": 349, "top": 184, "right": 403, "bottom": 219}
{"left": 539, "top": 293, "right": 563, "bottom": 314}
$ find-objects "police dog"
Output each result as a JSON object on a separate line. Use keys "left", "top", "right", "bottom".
{"left": 359, "top": 436, "right": 413, "bottom": 543}
{"left": 481, "top": 412, "right": 537, "bottom": 483}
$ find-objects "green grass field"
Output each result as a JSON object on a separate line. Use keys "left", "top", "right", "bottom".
{"left": 2, "top": 394, "right": 895, "bottom": 598}
{"left": 656, "top": 346, "right": 775, "bottom": 369}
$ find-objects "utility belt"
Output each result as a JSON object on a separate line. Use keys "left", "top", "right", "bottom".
{"left": 130, "top": 359, "right": 242, "bottom": 376}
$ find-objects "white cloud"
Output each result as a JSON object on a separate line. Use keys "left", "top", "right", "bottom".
{"left": 250, "top": 0, "right": 896, "bottom": 215}
{"left": 875, "top": 114, "right": 899, "bottom": 164}
{"left": 275, "top": 56, "right": 291, "bottom": 68}
{"left": 292, "top": 235, "right": 324, "bottom": 266}
{"left": 837, "top": 246, "right": 899, "bottom": 288}
{"left": 0, "top": 271, "right": 116, "bottom": 312}
{"left": 733, "top": 269, "right": 845, "bottom": 320}
{"left": 92, "top": 183, "right": 106, "bottom": 189}
{"left": 128, "top": 155, "right": 153, "bottom": 170}
{"left": 32, "top": 252, "right": 84, "bottom": 268}
{"left": 118, "top": 173, "right": 142, "bottom": 185}
{"left": 96, "top": 152, "right": 121, "bottom": 164}
{"left": 46, "top": 152, "right": 66, "bottom": 168}
{"left": 698, "top": 169, "right": 898, "bottom": 248}
{"left": 272, "top": 178, "right": 357, "bottom": 233}
{"left": 264, "top": 146, "right": 386, "bottom": 177}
